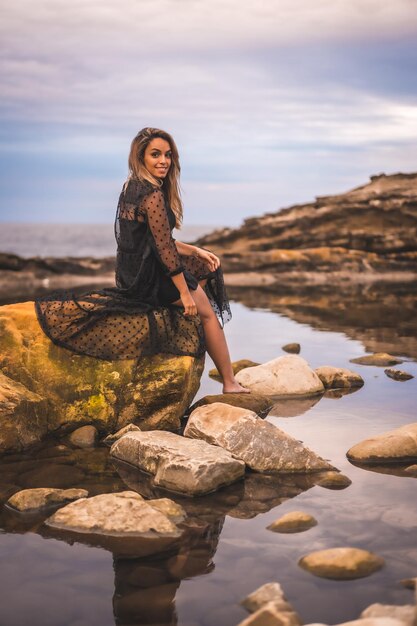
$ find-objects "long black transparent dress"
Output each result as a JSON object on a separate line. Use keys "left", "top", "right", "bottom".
{"left": 35, "top": 178, "right": 232, "bottom": 361}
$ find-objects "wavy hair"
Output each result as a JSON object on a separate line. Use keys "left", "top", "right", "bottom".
{"left": 127, "top": 127, "right": 183, "bottom": 227}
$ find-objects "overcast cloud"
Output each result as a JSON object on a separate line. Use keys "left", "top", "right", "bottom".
{"left": 1, "top": 0, "right": 416, "bottom": 225}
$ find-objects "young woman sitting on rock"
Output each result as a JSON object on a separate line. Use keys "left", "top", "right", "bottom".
{"left": 36, "top": 127, "right": 249, "bottom": 394}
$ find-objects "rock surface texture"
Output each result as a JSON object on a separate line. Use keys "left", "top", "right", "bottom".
{"left": 184, "top": 403, "right": 334, "bottom": 473}
{"left": 110, "top": 430, "right": 245, "bottom": 495}
{"left": 194, "top": 172, "right": 417, "bottom": 280}
{"left": 298, "top": 547, "right": 385, "bottom": 580}
{"left": 234, "top": 355, "right": 325, "bottom": 396}
{"left": 0, "top": 302, "right": 204, "bottom": 453}
{"left": 347, "top": 422, "right": 417, "bottom": 464}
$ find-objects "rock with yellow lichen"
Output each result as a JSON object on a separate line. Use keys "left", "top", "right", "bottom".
{"left": 0, "top": 302, "right": 204, "bottom": 453}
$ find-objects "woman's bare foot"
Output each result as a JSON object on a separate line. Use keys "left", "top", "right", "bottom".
{"left": 222, "top": 381, "right": 251, "bottom": 394}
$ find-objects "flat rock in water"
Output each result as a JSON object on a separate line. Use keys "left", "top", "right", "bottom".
{"left": 68, "top": 425, "right": 98, "bottom": 448}
{"left": 110, "top": 430, "right": 245, "bottom": 496}
{"left": 298, "top": 547, "right": 385, "bottom": 580}
{"left": 6, "top": 487, "right": 88, "bottom": 512}
{"left": 315, "top": 366, "right": 364, "bottom": 389}
{"left": 235, "top": 355, "right": 325, "bottom": 397}
{"left": 184, "top": 403, "right": 334, "bottom": 473}
{"left": 384, "top": 368, "right": 414, "bottom": 381}
{"left": 267, "top": 511, "right": 318, "bottom": 533}
{"left": 189, "top": 393, "right": 273, "bottom": 418}
{"left": 350, "top": 353, "right": 403, "bottom": 366}
{"left": 103, "top": 423, "right": 141, "bottom": 446}
{"left": 44, "top": 491, "right": 186, "bottom": 557}
{"left": 347, "top": 422, "right": 417, "bottom": 464}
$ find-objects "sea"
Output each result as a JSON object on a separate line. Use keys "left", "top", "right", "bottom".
{"left": 0, "top": 223, "right": 220, "bottom": 258}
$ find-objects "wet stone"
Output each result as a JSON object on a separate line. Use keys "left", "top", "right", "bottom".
{"left": 298, "top": 547, "right": 385, "bottom": 580}
{"left": 67, "top": 425, "right": 98, "bottom": 448}
{"left": 347, "top": 422, "right": 417, "bottom": 464}
{"left": 384, "top": 368, "right": 414, "bottom": 381}
{"left": 350, "top": 352, "right": 403, "bottom": 366}
{"left": 6, "top": 487, "right": 88, "bottom": 512}
{"left": 267, "top": 511, "right": 318, "bottom": 533}
{"left": 282, "top": 343, "right": 301, "bottom": 354}
{"left": 315, "top": 471, "right": 352, "bottom": 489}
{"left": 241, "top": 582, "right": 301, "bottom": 620}
{"left": 189, "top": 393, "right": 273, "bottom": 418}
{"left": 315, "top": 366, "right": 364, "bottom": 389}
{"left": 209, "top": 359, "right": 260, "bottom": 379}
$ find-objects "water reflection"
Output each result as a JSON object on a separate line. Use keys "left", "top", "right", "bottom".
{"left": 228, "top": 281, "right": 417, "bottom": 361}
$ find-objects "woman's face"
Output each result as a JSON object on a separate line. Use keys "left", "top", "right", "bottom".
{"left": 143, "top": 138, "right": 172, "bottom": 179}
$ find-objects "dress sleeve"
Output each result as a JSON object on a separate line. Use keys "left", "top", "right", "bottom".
{"left": 140, "top": 189, "right": 184, "bottom": 276}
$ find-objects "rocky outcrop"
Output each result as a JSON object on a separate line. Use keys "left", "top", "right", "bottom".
{"left": 0, "top": 302, "right": 204, "bottom": 453}
{"left": 195, "top": 172, "right": 417, "bottom": 280}
{"left": 347, "top": 423, "right": 417, "bottom": 464}
{"left": 184, "top": 403, "right": 334, "bottom": 473}
{"left": 234, "top": 355, "right": 324, "bottom": 396}
{"left": 298, "top": 547, "right": 385, "bottom": 580}
{"left": 110, "top": 430, "right": 245, "bottom": 496}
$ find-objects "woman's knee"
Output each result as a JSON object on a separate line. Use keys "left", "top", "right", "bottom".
{"left": 192, "top": 287, "right": 215, "bottom": 322}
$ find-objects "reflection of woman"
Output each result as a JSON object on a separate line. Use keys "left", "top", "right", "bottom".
{"left": 36, "top": 127, "right": 248, "bottom": 393}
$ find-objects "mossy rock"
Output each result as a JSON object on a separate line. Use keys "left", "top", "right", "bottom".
{"left": 0, "top": 302, "right": 204, "bottom": 453}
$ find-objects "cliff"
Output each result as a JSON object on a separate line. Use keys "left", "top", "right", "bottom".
{"left": 195, "top": 172, "right": 417, "bottom": 282}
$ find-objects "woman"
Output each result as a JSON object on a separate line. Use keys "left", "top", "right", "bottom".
{"left": 35, "top": 127, "right": 248, "bottom": 393}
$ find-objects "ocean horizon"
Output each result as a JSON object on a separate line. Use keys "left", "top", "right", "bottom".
{"left": 0, "top": 223, "right": 222, "bottom": 259}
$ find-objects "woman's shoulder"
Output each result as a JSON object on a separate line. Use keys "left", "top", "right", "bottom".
{"left": 121, "top": 177, "right": 162, "bottom": 203}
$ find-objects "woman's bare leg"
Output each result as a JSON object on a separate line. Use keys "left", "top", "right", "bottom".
{"left": 173, "top": 285, "right": 249, "bottom": 393}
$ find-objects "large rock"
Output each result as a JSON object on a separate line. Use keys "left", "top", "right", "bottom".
{"left": 235, "top": 355, "right": 325, "bottom": 396}
{"left": 347, "top": 422, "right": 417, "bottom": 464}
{"left": 0, "top": 302, "right": 204, "bottom": 453}
{"left": 6, "top": 487, "right": 88, "bottom": 512}
{"left": 315, "top": 366, "right": 364, "bottom": 389}
{"left": 184, "top": 403, "right": 334, "bottom": 473}
{"left": 110, "top": 430, "right": 245, "bottom": 496}
{"left": 44, "top": 491, "right": 186, "bottom": 557}
{"left": 298, "top": 547, "right": 385, "bottom": 580}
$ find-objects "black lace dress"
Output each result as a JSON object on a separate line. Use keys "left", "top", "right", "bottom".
{"left": 35, "top": 178, "right": 232, "bottom": 361}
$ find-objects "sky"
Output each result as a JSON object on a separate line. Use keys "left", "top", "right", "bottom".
{"left": 1, "top": 0, "right": 417, "bottom": 226}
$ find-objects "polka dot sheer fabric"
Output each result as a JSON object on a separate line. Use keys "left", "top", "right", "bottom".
{"left": 35, "top": 178, "right": 232, "bottom": 361}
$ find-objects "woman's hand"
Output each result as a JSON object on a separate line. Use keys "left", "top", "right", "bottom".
{"left": 180, "top": 290, "right": 197, "bottom": 316}
{"left": 194, "top": 247, "right": 220, "bottom": 272}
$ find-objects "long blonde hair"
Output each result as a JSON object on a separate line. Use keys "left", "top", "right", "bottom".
{"left": 127, "top": 127, "right": 183, "bottom": 227}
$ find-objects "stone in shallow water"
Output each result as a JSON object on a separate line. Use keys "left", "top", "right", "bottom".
{"left": 384, "top": 368, "right": 414, "bottom": 382}
{"left": 6, "top": 487, "right": 88, "bottom": 512}
{"left": 350, "top": 353, "right": 403, "bottom": 366}
{"left": 267, "top": 511, "right": 317, "bottom": 533}
{"left": 298, "top": 547, "right": 385, "bottom": 580}
{"left": 282, "top": 342, "right": 301, "bottom": 354}
{"left": 315, "top": 366, "right": 364, "bottom": 389}
{"left": 315, "top": 471, "right": 352, "bottom": 490}
{"left": 68, "top": 425, "right": 98, "bottom": 448}
{"left": 184, "top": 403, "right": 334, "bottom": 473}
{"left": 110, "top": 430, "right": 245, "bottom": 496}
{"left": 241, "top": 582, "right": 301, "bottom": 618}
{"left": 347, "top": 422, "right": 417, "bottom": 464}
{"left": 209, "top": 359, "right": 260, "bottom": 379}
{"left": 235, "top": 355, "right": 324, "bottom": 396}
{"left": 237, "top": 601, "right": 301, "bottom": 626}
